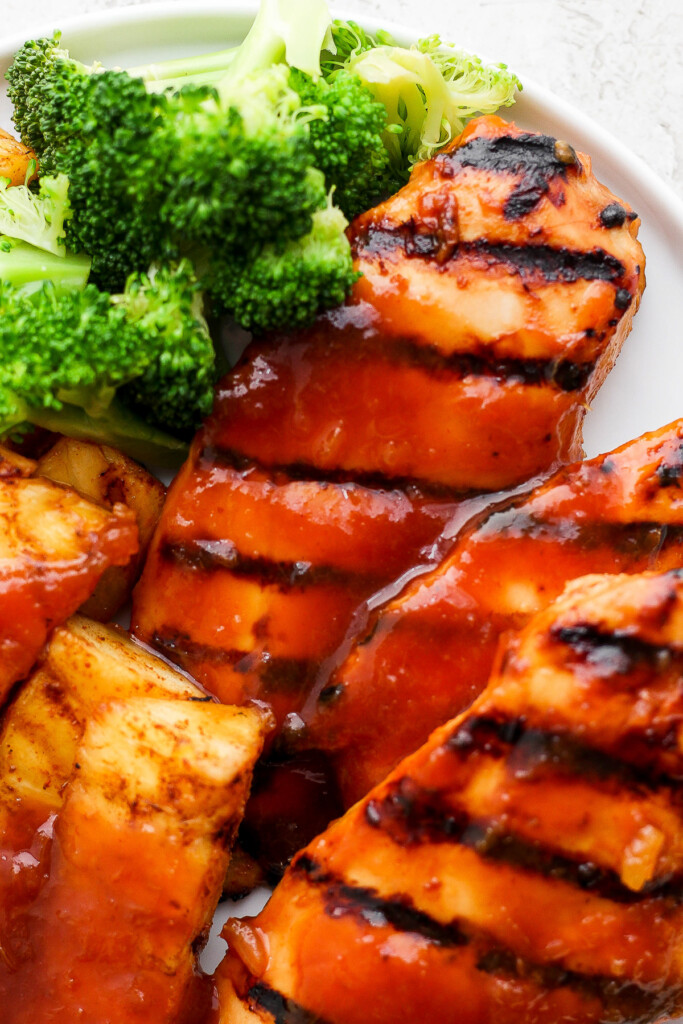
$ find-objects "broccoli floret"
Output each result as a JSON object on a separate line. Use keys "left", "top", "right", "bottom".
{"left": 0, "top": 261, "right": 215, "bottom": 464}
{"left": 209, "top": 198, "right": 357, "bottom": 333}
{"left": 320, "top": 19, "right": 396, "bottom": 74}
{"left": 8, "top": 49, "right": 179, "bottom": 291}
{"left": 288, "top": 67, "right": 394, "bottom": 219}
{"left": 340, "top": 31, "right": 521, "bottom": 179}
{"left": 0, "top": 170, "right": 91, "bottom": 293}
{"left": 0, "top": 172, "right": 70, "bottom": 255}
{"left": 6, "top": 30, "right": 331, "bottom": 297}
{"left": 159, "top": 73, "right": 326, "bottom": 255}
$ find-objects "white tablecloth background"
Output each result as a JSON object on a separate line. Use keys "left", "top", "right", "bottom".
{"left": 1, "top": 0, "right": 681, "bottom": 200}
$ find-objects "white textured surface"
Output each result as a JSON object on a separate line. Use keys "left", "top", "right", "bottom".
{"left": 2, "top": 0, "right": 682, "bottom": 197}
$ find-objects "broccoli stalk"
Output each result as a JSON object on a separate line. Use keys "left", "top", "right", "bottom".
{"left": 0, "top": 170, "right": 91, "bottom": 293}
{"left": 0, "top": 261, "right": 216, "bottom": 465}
{"left": 0, "top": 238, "right": 91, "bottom": 294}
{"left": 128, "top": 0, "right": 332, "bottom": 89}
{"left": 219, "top": 0, "right": 333, "bottom": 85}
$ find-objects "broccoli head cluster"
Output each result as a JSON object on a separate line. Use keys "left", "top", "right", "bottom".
{"left": 2, "top": 0, "right": 521, "bottom": 458}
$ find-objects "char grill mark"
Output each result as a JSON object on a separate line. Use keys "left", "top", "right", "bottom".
{"left": 289, "top": 857, "right": 669, "bottom": 1018}
{"left": 552, "top": 622, "right": 682, "bottom": 675}
{"left": 158, "top": 539, "right": 385, "bottom": 591}
{"left": 474, "top": 949, "right": 673, "bottom": 1024}
{"left": 436, "top": 132, "right": 580, "bottom": 219}
{"left": 447, "top": 714, "right": 683, "bottom": 790}
{"left": 205, "top": 340, "right": 601, "bottom": 455}
{"left": 387, "top": 338, "right": 595, "bottom": 392}
{"left": 354, "top": 228, "right": 627, "bottom": 287}
{"left": 150, "top": 630, "right": 318, "bottom": 695}
{"left": 656, "top": 443, "right": 683, "bottom": 486}
{"left": 479, "top": 510, "right": 682, "bottom": 557}
{"left": 248, "top": 983, "right": 332, "bottom": 1024}
{"left": 290, "top": 856, "right": 466, "bottom": 946}
{"left": 364, "top": 776, "right": 683, "bottom": 905}
{"left": 197, "top": 445, "right": 474, "bottom": 500}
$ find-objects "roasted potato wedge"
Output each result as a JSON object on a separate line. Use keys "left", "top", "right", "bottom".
{"left": 2, "top": 696, "right": 268, "bottom": 1022}
{"left": 0, "top": 617, "right": 271, "bottom": 1018}
{"left": 0, "top": 615, "right": 203, "bottom": 814}
{"left": 37, "top": 437, "right": 165, "bottom": 620}
{"left": 0, "top": 476, "right": 138, "bottom": 704}
{"left": 0, "top": 444, "right": 36, "bottom": 477}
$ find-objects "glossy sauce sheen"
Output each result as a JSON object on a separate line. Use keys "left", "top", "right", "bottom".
{"left": 215, "top": 571, "right": 683, "bottom": 1024}
{"left": 132, "top": 117, "right": 645, "bottom": 760}
{"left": 305, "top": 418, "right": 683, "bottom": 803}
{"left": 0, "top": 693, "right": 268, "bottom": 1023}
{"left": 0, "top": 465, "right": 138, "bottom": 704}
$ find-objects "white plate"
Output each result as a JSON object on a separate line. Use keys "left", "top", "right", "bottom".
{"left": 2, "top": 0, "right": 683, "bottom": 979}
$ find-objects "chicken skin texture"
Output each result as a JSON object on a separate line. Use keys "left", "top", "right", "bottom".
{"left": 216, "top": 570, "right": 683, "bottom": 1024}
{"left": 133, "top": 116, "right": 645, "bottom": 740}
{"left": 304, "top": 418, "right": 683, "bottom": 804}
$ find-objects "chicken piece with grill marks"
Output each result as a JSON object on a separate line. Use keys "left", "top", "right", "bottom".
{"left": 132, "top": 115, "right": 644, "bottom": 874}
{"left": 216, "top": 569, "right": 683, "bottom": 1024}
{"left": 302, "top": 418, "right": 683, "bottom": 805}
{"left": 133, "top": 114, "right": 644, "bottom": 726}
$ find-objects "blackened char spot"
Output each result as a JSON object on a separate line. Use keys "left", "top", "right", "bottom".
{"left": 249, "top": 984, "right": 332, "bottom": 1024}
{"left": 553, "top": 623, "right": 675, "bottom": 675}
{"left": 615, "top": 287, "right": 633, "bottom": 309}
{"left": 657, "top": 444, "right": 683, "bottom": 487}
{"left": 318, "top": 683, "right": 345, "bottom": 704}
{"left": 600, "top": 203, "right": 628, "bottom": 228}
{"left": 438, "top": 133, "right": 580, "bottom": 219}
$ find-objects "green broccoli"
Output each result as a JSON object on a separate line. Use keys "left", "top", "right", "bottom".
{"left": 0, "top": 261, "right": 216, "bottom": 464}
{"left": 0, "top": 237, "right": 91, "bottom": 295}
{"left": 334, "top": 26, "right": 522, "bottom": 183}
{"left": 158, "top": 72, "right": 327, "bottom": 256}
{"left": 7, "top": 52, "right": 184, "bottom": 291}
{"left": 0, "top": 171, "right": 91, "bottom": 294}
{"left": 5, "top": 1, "right": 338, "bottom": 298}
{"left": 208, "top": 197, "right": 357, "bottom": 332}
{"left": 288, "top": 67, "right": 393, "bottom": 219}
{"left": 5, "top": 0, "right": 523, "bottom": 336}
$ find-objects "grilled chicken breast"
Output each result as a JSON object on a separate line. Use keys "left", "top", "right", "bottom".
{"left": 133, "top": 115, "right": 644, "bottom": 723}
{"left": 216, "top": 570, "right": 683, "bottom": 1024}
{"left": 304, "top": 418, "right": 683, "bottom": 804}
{"left": 0, "top": 462, "right": 138, "bottom": 705}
